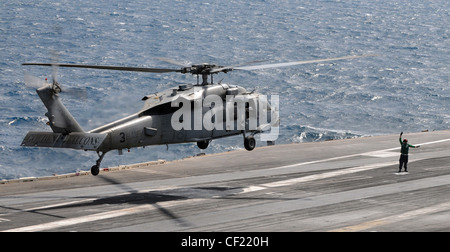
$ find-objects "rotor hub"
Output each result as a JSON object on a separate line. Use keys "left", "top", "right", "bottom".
{"left": 186, "top": 63, "right": 222, "bottom": 75}
{"left": 182, "top": 63, "right": 224, "bottom": 85}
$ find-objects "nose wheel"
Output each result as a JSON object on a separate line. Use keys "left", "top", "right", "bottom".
{"left": 91, "top": 151, "right": 107, "bottom": 176}
{"left": 242, "top": 131, "right": 256, "bottom": 151}
{"left": 244, "top": 136, "right": 256, "bottom": 151}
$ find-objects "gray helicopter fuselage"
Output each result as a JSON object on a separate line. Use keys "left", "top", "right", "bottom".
{"left": 89, "top": 83, "right": 270, "bottom": 153}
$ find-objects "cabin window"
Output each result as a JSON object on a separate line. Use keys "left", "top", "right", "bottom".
{"left": 141, "top": 102, "right": 180, "bottom": 116}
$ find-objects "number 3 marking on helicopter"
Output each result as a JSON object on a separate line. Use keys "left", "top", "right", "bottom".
{"left": 119, "top": 132, "right": 126, "bottom": 143}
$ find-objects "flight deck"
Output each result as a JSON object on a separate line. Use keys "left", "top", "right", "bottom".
{"left": 1, "top": 130, "right": 450, "bottom": 232}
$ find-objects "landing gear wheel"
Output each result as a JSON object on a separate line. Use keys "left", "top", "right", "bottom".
{"left": 197, "top": 140, "right": 210, "bottom": 150}
{"left": 91, "top": 165, "right": 100, "bottom": 176}
{"left": 244, "top": 136, "right": 256, "bottom": 151}
{"left": 91, "top": 151, "right": 107, "bottom": 176}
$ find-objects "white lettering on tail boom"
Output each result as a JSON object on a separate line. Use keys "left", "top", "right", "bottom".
{"left": 21, "top": 132, "right": 107, "bottom": 151}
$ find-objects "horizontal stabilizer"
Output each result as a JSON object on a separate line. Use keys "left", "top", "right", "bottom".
{"left": 21, "top": 132, "right": 107, "bottom": 150}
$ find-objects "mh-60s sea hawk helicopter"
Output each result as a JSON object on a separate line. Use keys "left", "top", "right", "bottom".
{"left": 21, "top": 55, "right": 375, "bottom": 176}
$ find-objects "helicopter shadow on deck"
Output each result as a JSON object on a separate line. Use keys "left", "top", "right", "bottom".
{"left": 25, "top": 175, "right": 244, "bottom": 228}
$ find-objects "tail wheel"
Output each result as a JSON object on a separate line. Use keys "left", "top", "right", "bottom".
{"left": 244, "top": 136, "right": 256, "bottom": 151}
{"left": 91, "top": 165, "right": 100, "bottom": 176}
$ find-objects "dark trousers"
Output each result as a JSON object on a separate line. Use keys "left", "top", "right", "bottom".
{"left": 399, "top": 154, "right": 408, "bottom": 171}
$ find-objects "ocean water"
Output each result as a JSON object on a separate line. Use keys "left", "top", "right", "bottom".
{"left": 0, "top": 0, "right": 448, "bottom": 179}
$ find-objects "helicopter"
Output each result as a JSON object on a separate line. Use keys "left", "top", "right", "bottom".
{"left": 21, "top": 54, "right": 375, "bottom": 176}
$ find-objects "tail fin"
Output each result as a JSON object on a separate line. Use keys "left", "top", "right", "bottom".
{"left": 37, "top": 85, "right": 84, "bottom": 134}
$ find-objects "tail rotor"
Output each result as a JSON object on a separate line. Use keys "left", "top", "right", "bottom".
{"left": 23, "top": 53, "right": 87, "bottom": 99}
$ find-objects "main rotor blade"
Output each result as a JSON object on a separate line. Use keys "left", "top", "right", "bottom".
{"left": 234, "top": 54, "right": 378, "bottom": 71}
{"left": 22, "top": 63, "right": 182, "bottom": 73}
{"left": 210, "top": 60, "right": 267, "bottom": 73}
{"left": 155, "top": 57, "right": 191, "bottom": 67}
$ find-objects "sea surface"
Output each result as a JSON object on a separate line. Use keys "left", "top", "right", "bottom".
{"left": 1, "top": 0, "right": 448, "bottom": 179}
